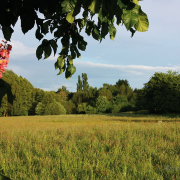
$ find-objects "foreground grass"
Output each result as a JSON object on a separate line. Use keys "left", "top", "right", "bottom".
{"left": 0, "top": 112, "right": 180, "bottom": 179}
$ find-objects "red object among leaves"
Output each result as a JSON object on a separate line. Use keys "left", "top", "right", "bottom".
{"left": 0, "top": 40, "right": 12, "bottom": 78}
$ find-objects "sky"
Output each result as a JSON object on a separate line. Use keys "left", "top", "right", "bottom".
{"left": 0, "top": 0, "right": 180, "bottom": 93}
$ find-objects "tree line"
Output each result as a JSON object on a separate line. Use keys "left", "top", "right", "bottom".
{"left": 0, "top": 69, "right": 180, "bottom": 117}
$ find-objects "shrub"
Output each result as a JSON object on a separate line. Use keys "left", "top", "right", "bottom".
{"left": 77, "top": 103, "right": 86, "bottom": 114}
{"left": 86, "top": 105, "right": 96, "bottom": 114}
{"left": 35, "top": 102, "right": 45, "bottom": 115}
{"left": 96, "top": 96, "right": 109, "bottom": 113}
{"left": 44, "top": 100, "right": 66, "bottom": 115}
{"left": 20, "top": 110, "right": 28, "bottom": 116}
{"left": 56, "top": 99, "right": 76, "bottom": 114}
{"left": 111, "top": 104, "right": 122, "bottom": 113}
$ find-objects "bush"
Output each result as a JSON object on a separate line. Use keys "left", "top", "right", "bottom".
{"left": 35, "top": 102, "right": 45, "bottom": 115}
{"left": 111, "top": 104, "right": 122, "bottom": 113}
{"left": 57, "top": 100, "right": 76, "bottom": 114}
{"left": 77, "top": 103, "right": 87, "bottom": 114}
{"left": 86, "top": 105, "right": 96, "bottom": 114}
{"left": 44, "top": 100, "right": 66, "bottom": 115}
{"left": 20, "top": 110, "right": 28, "bottom": 116}
{"left": 96, "top": 96, "right": 109, "bottom": 113}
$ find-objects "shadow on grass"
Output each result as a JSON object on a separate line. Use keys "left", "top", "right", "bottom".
{"left": 103, "top": 110, "right": 180, "bottom": 122}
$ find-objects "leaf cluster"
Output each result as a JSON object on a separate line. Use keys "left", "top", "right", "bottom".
{"left": 0, "top": 0, "right": 149, "bottom": 79}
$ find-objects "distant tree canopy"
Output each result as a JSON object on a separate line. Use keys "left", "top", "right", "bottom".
{"left": 77, "top": 73, "right": 89, "bottom": 92}
{"left": 143, "top": 70, "right": 180, "bottom": 114}
{"left": 1, "top": 0, "right": 149, "bottom": 79}
{"left": 2, "top": 70, "right": 180, "bottom": 116}
{"left": 0, "top": 70, "right": 35, "bottom": 116}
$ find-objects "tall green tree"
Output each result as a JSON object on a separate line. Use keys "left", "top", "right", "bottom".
{"left": 116, "top": 79, "right": 130, "bottom": 87}
{"left": 143, "top": 70, "right": 180, "bottom": 114}
{"left": 1, "top": 0, "right": 149, "bottom": 79}
{"left": 96, "top": 96, "right": 109, "bottom": 113}
{"left": 77, "top": 75, "right": 82, "bottom": 92}
{"left": 82, "top": 73, "right": 89, "bottom": 92}
{"left": 0, "top": 70, "right": 35, "bottom": 116}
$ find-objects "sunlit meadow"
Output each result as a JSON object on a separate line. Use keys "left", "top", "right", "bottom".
{"left": 0, "top": 111, "right": 180, "bottom": 180}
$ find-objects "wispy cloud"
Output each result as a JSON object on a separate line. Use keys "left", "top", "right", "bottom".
{"left": 74, "top": 61, "right": 180, "bottom": 74}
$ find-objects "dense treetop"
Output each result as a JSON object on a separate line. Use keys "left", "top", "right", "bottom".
{"left": 0, "top": 0, "right": 149, "bottom": 79}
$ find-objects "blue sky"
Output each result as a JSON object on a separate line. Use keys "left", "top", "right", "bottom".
{"left": 0, "top": 0, "right": 180, "bottom": 92}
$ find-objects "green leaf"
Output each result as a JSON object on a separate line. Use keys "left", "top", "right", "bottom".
{"left": 70, "top": 46, "right": 76, "bottom": 59}
{"left": 88, "top": 0, "right": 100, "bottom": 13}
{"left": 76, "top": 19, "right": 85, "bottom": 31}
{"left": 101, "top": 22, "right": 109, "bottom": 38}
{"left": 20, "top": 10, "right": 37, "bottom": 34}
{"left": 78, "top": 40, "right": 87, "bottom": 51}
{"left": 68, "top": 58, "right": 73, "bottom": 65}
{"left": 88, "top": 0, "right": 96, "bottom": 13}
{"left": 55, "top": 61, "right": 59, "bottom": 70}
{"left": 73, "top": 1, "right": 81, "bottom": 16}
{"left": 66, "top": 9, "right": 75, "bottom": 23}
{"left": 44, "top": 44, "right": 52, "bottom": 59}
{"left": 73, "top": 45, "right": 81, "bottom": 58}
{"left": 36, "top": 45, "right": 43, "bottom": 60}
{"left": 61, "top": 0, "right": 76, "bottom": 13}
{"left": 35, "top": 26, "right": 44, "bottom": 41}
{"left": 82, "top": 10, "right": 89, "bottom": 18}
{"left": 68, "top": 64, "right": 76, "bottom": 74}
{"left": 61, "top": 36, "right": 69, "bottom": 47}
{"left": 60, "top": 46, "right": 69, "bottom": 56}
{"left": 56, "top": 56, "right": 66, "bottom": 75}
{"left": 123, "top": 4, "right": 139, "bottom": 30}
{"left": 2, "top": 26, "right": 14, "bottom": 41}
{"left": 115, "top": 6, "right": 123, "bottom": 25}
{"left": 85, "top": 21, "right": 94, "bottom": 36}
{"left": 0, "top": 173, "right": 11, "bottom": 180}
{"left": 50, "top": 40, "right": 58, "bottom": 56}
{"left": 109, "top": 24, "right": 116, "bottom": 41}
{"left": 65, "top": 64, "right": 76, "bottom": 80}
{"left": 42, "top": 20, "right": 51, "bottom": 35}
{"left": 133, "top": 0, "right": 139, "bottom": 5}
{"left": 134, "top": 8, "right": 149, "bottom": 32}
{"left": 92, "top": 26, "right": 99, "bottom": 41}
{"left": 42, "top": 39, "right": 49, "bottom": 46}
{"left": 117, "top": 0, "right": 127, "bottom": 9}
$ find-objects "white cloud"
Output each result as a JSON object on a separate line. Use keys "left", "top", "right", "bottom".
{"left": 0, "top": 38, "right": 36, "bottom": 58}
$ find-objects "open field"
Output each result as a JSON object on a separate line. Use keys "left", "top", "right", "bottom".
{"left": 0, "top": 111, "right": 180, "bottom": 179}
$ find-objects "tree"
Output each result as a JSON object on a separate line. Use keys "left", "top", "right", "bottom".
{"left": 56, "top": 88, "right": 68, "bottom": 100}
{"left": 116, "top": 79, "right": 130, "bottom": 87}
{"left": 96, "top": 96, "right": 109, "bottom": 113}
{"left": 41, "top": 91, "right": 56, "bottom": 105}
{"left": 82, "top": 73, "right": 89, "bottom": 92}
{"left": 118, "top": 84, "right": 126, "bottom": 96}
{"left": 98, "top": 87, "right": 113, "bottom": 101}
{"left": 143, "top": 70, "right": 180, "bottom": 114}
{"left": 86, "top": 105, "right": 96, "bottom": 114}
{"left": 1, "top": 0, "right": 149, "bottom": 79}
{"left": 77, "top": 103, "right": 87, "bottom": 114}
{"left": 44, "top": 100, "right": 66, "bottom": 115}
{"left": 35, "top": 102, "right": 45, "bottom": 115}
{"left": 77, "top": 75, "right": 82, "bottom": 92}
{"left": 0, "top": 70, "right": 34, "bottom": 116}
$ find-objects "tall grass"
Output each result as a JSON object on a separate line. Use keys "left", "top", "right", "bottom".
{"left": 0, "top": 113, "right": 180, "bottom": 179}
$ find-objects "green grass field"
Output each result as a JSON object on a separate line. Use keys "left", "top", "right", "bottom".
{"left": 0, "top": 111, "right": 180, "bottom": 180}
